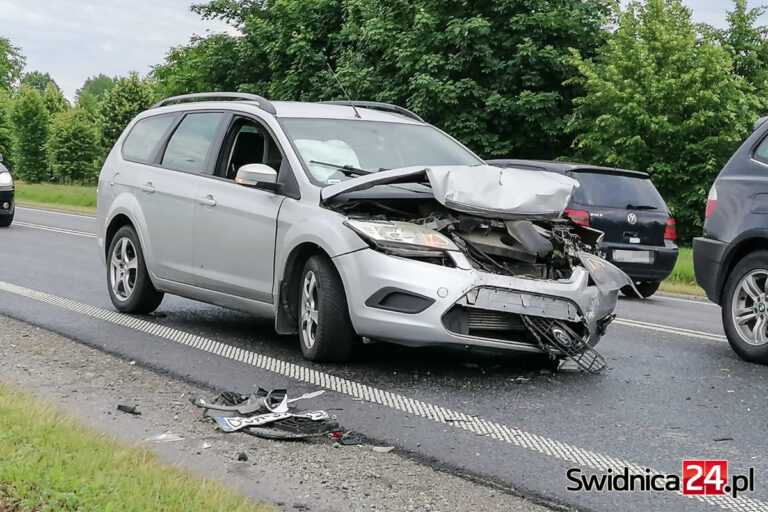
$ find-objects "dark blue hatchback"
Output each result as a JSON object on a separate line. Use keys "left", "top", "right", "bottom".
{"left": 488, "top": 160, "right": 678, "bottom": 298}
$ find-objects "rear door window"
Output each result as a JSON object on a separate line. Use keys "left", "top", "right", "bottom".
{"left": 570, "top": 172, "right": 667, "bottom": 210}
{"left": 161, "top": 113, "right": 225, "bottom": 173}
{"left": 754, "top": 135, "right": 768, "bottom": 163}
{"left": 122, "top": 114, "right": 178, "bottom": 163}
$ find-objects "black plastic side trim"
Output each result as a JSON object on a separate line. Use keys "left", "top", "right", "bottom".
{"left": 365, "top": 287, "right": 435, "bottom": 314}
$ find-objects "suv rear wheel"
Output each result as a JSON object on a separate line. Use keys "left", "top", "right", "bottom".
{"left": 722, "top": 250, "right": 768, "bottom": 364}
{"left": 297, "top": 255, "right": 356, "bottom": 362}
{"left": 107, "top": 226, "right": 164, "bottom": 314}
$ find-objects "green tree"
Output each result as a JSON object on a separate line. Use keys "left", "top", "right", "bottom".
{"left": 164, "top": 0, "right": 612, "bottom": 158}
{"left": 0, "top": 90, "right": 14, "bottom": 166}
{"left": 0, "top": 36, "right": 25, "bottom": 91}
{"left": 75, "top": 74, "right": 117, "bottom": 102}
{"left": 21, "top": 71, "right": 57, "bottom": 95}
{"left": 98, "top": 74, "right": 156, "bottom": 151}
{"left": 718, "top": 0, "right": 768, "bottom": 105}
{"left": 10, "top": 87, "right": 50, "bottom": 182}
{"left": 43, "top": 82, "right": 70, "bottom": 117}
{"left": 567, "top": 0, "right": 759, "bottom": 243}
{"left": 47, "top": 108, "right": 100, "bottom": 184}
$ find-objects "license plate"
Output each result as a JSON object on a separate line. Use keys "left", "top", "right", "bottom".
{"left": 613, "top": 250, "right": 654, "bottom": 263}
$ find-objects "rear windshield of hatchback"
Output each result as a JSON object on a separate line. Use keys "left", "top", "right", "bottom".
{"left": 570, "top": 172, "right": 667, "bottom": 210}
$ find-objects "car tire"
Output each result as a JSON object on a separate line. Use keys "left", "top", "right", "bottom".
{"left": 0, "top": 210, "right": 13, "bottom": 227}
{"left": 722, "top": 250, "right": 768, "bottom": 364}
{"left": 106, "top": 225, "right": 164, "bottom": 314}
{"left": 297, "top": 254, "right": 356, "bottom": 363}
{"left": 621, "top": 280, "right": 661, "bottom": 298}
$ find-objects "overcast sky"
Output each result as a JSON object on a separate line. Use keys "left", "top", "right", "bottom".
{"left": 1, "top": 0, "right": 766, "bottom": 101}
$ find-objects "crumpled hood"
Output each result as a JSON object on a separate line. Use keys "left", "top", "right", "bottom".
{"left": 320, "top": 164, "right": 579, "bottom": 219}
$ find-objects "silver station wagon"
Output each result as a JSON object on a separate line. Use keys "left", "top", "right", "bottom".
{"left": 97, "top": 93, "right": 630, "bottom": 369}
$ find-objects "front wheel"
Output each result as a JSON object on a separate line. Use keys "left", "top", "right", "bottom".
{"left": 722, "top": 251, "right": 768, "bottom": 364}
{"left": 0, "top": 211, "right": 13, "bottom": 227}
{"left": 106, "top": 226, "right": 164, "bottom": 314}
{"left": 297, "top": 255, "right": 356, "bottom": 362}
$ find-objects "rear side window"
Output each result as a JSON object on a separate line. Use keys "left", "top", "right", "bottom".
{"left": 754, "top": 135, "right": 768, "bottom": 163}
{"left": 570, "top": 172, "right": 667, "bottom": 210}
{"left": 122, "top": 114, "right": 178, "bottom": 163}
{"left": 162, "top": 113, "right": 225, "bottom": 173}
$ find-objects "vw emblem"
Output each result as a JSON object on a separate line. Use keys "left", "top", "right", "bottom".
{"left": 551, "top": 328, "right": 572, "bottom": 347}
{"left": 627, "top": 212, "right": 638, "bottom": 225}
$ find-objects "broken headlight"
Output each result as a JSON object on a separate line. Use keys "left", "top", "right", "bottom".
{"left": 345, "top": 219, "right": 458, "bottom": 257}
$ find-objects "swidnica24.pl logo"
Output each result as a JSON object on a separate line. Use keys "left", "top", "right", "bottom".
{"left": 566, "top": 461, "right": 755, "bottom": 498}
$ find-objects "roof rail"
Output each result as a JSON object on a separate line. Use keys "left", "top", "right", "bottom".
{"left": 152, "top": 92, "right": 277, "bottom": 115}
{"left": 320, "top": 101, "right": 424, "bottom": 122}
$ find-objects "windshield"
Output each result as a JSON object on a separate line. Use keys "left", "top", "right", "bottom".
{"left": 280, "top": 119, "right": 482, "bottom": 184}
{"left": 570, "top": 172, "right": 667, "bottom": 210}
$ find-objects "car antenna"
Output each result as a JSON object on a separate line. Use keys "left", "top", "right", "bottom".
{"left": 326, "top": 62, "right": 361, "bottom": 119}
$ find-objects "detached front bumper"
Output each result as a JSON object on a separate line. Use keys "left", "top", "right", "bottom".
{"left": 333, "top": 249, "right": 620, "bottom": 354}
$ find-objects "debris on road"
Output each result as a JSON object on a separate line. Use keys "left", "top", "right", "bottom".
{"left": 144, "top": 432, "right": 184, "bottom": 443}
{"left": 372, "top": 446, "right": 394, "bottom": 453}
{"left": 193, "top": 388, "right": 338, "bottom": 440}
{"left": 714, "top": 437, "right": 734, "bottom": 442}
{"left": 237, "top": 452, "right": 248, "bottom": 461}
{"left": 116, "top": 404, "right": 141, "bottom": 415}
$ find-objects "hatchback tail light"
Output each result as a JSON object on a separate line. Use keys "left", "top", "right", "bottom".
{"left": 664, "top": 218, "right": 677, "bottom": 241}
{"left": 565, "top": 209, "right": 590, "bottom": 227}
{"left": 705, "top": 185, "right": 717, "bottom": 218}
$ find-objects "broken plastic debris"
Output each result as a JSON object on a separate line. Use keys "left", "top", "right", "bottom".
{"left": 237, "top": 452, "right": 248, "bottom": 461}
{"left": 116, "top": 404, "right": 141, "bottom": 415}
{"left": 144, "top": 433, "right": 184, "bottom": 443}
{"left": 202, "top": 442, "right": 211, "bottom": 449}
{"left": 372, "top": 446, "right": 394, "bottom": 453}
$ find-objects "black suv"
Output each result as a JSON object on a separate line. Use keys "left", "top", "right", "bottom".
{"left": 489, "top": 160, "right": 678, "bottom": 298}
{"left": 693, "top": 117, "right": 768, "bottom": 364}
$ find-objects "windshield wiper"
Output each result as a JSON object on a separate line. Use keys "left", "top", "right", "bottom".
{"left": 626, "top": 204, "right": 658, "bottom": 210}
{"left": 309, "top": 160, "right": 373, "bottom": 176}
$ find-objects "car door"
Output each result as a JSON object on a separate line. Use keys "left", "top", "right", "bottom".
{"left": 192, "top": 115, "right": 286, "bottom": 303}
{"left": 135, "top": 111, "right": 227, "bottom": 284}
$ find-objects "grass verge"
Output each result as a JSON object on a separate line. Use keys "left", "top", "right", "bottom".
{"left": 660, "top": 247, "right": 706, "bottom": 296}
{"left": 13, "top": 182, "right": 97, "bottom": 214}
{"left": 0, "top": 384, "right": 272, "bottom": 512}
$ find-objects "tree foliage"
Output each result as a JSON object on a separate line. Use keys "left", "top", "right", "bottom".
{"left": 76, "top": 74, "right": 117, "bottom": 102}
{"left": 98, "top": 74, "right": 156, "bottom": 151}
{"left": 21, "top": 71, "right": 57, "bottom": 95}
{"left": 0, "top": 90, "right": 14, "bottom": 166}
{"left": 43, "top": 82, "right": 70, "bottom": 117}
{"left": 0, "top": 36, "right": 25, "bottom": 91}
{"left": 47, "top": 108, "right": 101, "bottom": 184}
{"left": 718, "top": 0, "right": 768, "bottom": 106}
{"left": 160, "top": 0, "right": 611, "bottom": 158}
{"left": 10, "top": 87, "right": 50, "bottom": 182}
{"left": 567, "top": 0, "right": 759, "bottom": 242}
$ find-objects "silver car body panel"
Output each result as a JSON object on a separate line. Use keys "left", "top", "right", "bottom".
{"left": 98, "top": 99, "right": 626, "bottom": 357}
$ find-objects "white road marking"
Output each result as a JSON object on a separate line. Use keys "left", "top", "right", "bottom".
{"left": 615, "top": 318, "right": 727, "bottom": 342}
{"left": 0, "top": 280, "right": 763, "bottom": 512}
{"left": 15, "top": 205, "right": 95, "bottom": 219}
{"left": 12, "top": 221, "right": 97, "bottom": 239}
{"left": 653, "top": 294, "right": 719, "bottom": 307}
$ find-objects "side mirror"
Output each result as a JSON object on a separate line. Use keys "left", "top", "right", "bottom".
{"left": 235, "top": 163, "right": 279, "bottom": 191}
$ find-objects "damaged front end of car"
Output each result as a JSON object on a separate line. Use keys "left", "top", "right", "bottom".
{"left": 322, "top": 165, "right": 633, "bottom": 373}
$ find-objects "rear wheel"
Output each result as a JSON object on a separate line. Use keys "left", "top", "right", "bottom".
{"left": 297, "top": 255, "right": 356, "bottom": 362}
{"left": 0, "top": 210, "right": 13, "bottom": 227}
{"left": 722, "top": 251, "right": 768, "bottom": 364}
{"left": 621, "top": 280, "right": 661, "bottom": 298}
{"left": 106, "top": 226, "right": 164, "bottom": 314}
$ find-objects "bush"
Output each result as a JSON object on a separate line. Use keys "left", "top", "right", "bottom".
{"left": 47, "top": 108, "right": 101, "bottom": 184}
{"left": 10, "top": 87, "right": 49, "bottom": 182}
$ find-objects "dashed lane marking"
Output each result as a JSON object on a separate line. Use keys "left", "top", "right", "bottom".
{"left": 15, "top": 205, "right": 96, "bottom": 219}
{"left": 615, "top": 318, "right": 727, "bottom": 342}
{"left": 0, "top": 280, "right": 764, "bottom": 511}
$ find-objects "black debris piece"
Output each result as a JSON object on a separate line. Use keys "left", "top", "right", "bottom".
{"left": 237, "top": 452, "right": 248, "bottom": 461}
{"left": 117, "top": 404, "right": 141, "bottom": 415}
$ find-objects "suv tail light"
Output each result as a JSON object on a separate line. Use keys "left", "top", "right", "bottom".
{"left": 664, "top": 218, "right": 676, "bottom": 240}
{"left": 565, "top": 209, "right": 590, "bottom": 227}
{"left": 705, "top": 185, "right": 717, "bottom": 218}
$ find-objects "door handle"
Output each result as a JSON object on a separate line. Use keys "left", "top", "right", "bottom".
{"left": 140, "top": 182, "right": 155, "bottom": 193}
{"left": 198, "top": 195, "right": 217, "bottom": 207}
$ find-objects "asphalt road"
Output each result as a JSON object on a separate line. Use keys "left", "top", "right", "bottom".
{"left": 2, "top": 205, "right": 767, "bottom": 512}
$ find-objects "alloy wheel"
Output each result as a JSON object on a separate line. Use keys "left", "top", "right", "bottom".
{"left": 300, "top": 270, "right": 319, "bottom": 349}
{"left": 731, "top": 269, "right": 768, "bottom": 347}
{"left": 110, "top": 237, "right": 138, "bottom": 301}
